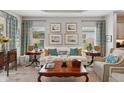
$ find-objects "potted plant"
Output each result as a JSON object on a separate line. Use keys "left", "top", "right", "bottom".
{"left": 86, "top": 43, "right": 93, "bottom": 52}
{"left": 34, "top": 43, "right": 38, "bottom": 52}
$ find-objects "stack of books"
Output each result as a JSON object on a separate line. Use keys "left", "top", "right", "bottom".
{"left": 45, "top": 63, "right": 55, "bottom": 69}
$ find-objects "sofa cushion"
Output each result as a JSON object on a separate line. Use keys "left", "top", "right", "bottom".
{"left": 58, "top": 51, "right": 68, "bottom": 55}
{"left": 48, "top": 49, "right": 58, "bottom": 56}
{"left": 106, "top": 53, "right": 118, "bottom": 63}
{"left": 68, "top": 56, "right": 87, "bottom": 63}
{"left": 70, "top": 48, "right": 78, "bottom": 55}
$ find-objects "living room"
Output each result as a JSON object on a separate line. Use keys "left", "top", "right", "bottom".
{"left": 0, "top": 10, "right": 124, "bottom": 82}
{"left": 1, "top": 0, "right": 124, "bottom": 93}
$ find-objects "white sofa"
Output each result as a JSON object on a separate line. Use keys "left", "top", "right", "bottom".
{"left": 93, "top": 49, "right": 124, "bottom": 82}
{"left": 39, "top": 47, "right": 87, "bottom": 66}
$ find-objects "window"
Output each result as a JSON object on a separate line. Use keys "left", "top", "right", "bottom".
{"left": 82, "top": 26, "right": 96, "bottom": 47}
{"left": 32, "top": 31, "right": 45, "bottom": 49}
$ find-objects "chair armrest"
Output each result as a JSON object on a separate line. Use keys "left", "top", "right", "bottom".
{"left": 103, "top": 56, "right": 124, "bottom": 81}
{"left": 110, "top": 67, "right": 124, "bottom": 74}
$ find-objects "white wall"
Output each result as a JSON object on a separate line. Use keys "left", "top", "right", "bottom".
{"left": 106, "top": 12, "right": 117, "bottom": 55}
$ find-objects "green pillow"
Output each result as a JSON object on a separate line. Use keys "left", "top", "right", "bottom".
{"left": 48, "top": 49, "right": 58, "bottom": 56}
{"left": 70, "top": 48, "right": 78, "bottom": 55}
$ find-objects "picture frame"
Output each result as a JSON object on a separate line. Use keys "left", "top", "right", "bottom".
{"left": 66, "top": 23, "right": 77, "bottom": 32}
{"left": 50, "top": 23, "right": 61, "bottom": 32}
{"left": 106, "top": 35, "right": 112, "bottom": 42}
{"left": 65, "top": 34, "right": 78, "bottom": 45}
{"left": 49, "top": 34, "right": 62, "bottom": 45}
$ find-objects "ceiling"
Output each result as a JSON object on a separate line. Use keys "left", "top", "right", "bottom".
{"left": 9, "top": 10, "right": 114, "bottom": 17}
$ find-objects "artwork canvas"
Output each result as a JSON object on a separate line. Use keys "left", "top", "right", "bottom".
{"left": 49, "top": 34, "right": 62, "bottom": 45}
{"left": 67, "top": 23, "right": 76, "bottom": 32}
{"left": 51, "top": 24, "right": 60, "bottom": 32}
{"left": 65, "top": 34, "right": 78, "bottom": 45}
{"left": 106, "top": 35, "right": 112, "bottom": 42}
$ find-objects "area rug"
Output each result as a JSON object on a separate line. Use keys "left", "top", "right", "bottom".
{"left": 0, "top": 65, "right": 101, "bottom": 82}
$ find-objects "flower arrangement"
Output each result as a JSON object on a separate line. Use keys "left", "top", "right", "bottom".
{"left": 0, "top": 36, "right": 9, "bottom": 44}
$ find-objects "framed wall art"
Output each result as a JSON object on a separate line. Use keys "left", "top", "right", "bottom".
{"left": 50, "top": 23, "right": 61, "bottom": 32}
{"left": 65, "top": 34, "right": 78, "bottom": 45}
{"left": 66, "top": 23, "right": 77, "bottom": 32}
{"left": 49, "top": 34, "right": 62, "bottom": 45}
{"left": 106, "top": 35, "right": 112, "bottom": 42}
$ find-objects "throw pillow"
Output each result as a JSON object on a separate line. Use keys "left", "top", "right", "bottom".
{"left": 48, "top": 48, "right": 58, "bottom": 56}
{"left": 70, "top": 48, "right": 78, "bottom": 55}
{"left": 77, "top": 48, "right": 82, "bottom": 56}
{"left": 44, "top": 49, "right": 49, "bottom": 56}
{"left": 106, "top": 53, "right": 118, "bottom": 63}
{"left": 58, "top": 51, "right": 68, "bottom": 55}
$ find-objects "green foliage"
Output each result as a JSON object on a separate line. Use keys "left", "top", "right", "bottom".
{"left": 34, "top": 43, "right": 38, "bottom": 49}
{"left": 33, "top": 32, "right": 41, "bottom": 39}
{"left": 86, "top": 43, "right": 93, "bottom": 51}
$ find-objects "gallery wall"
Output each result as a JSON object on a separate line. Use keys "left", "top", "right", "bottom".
{"left": 23, "top": 17, "right": 105, "bottom": 48}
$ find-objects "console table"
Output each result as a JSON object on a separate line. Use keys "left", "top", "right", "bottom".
{"left": 0, "top": 52, "right": 5, "bottom": 69}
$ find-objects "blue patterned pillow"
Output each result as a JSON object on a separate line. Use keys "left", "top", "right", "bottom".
{"left": 106, "top": 53, "right": 118, "bottom": 63}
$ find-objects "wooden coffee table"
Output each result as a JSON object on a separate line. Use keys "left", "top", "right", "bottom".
{"left": 38, "top": 60, "right": 89, "bottom": 82}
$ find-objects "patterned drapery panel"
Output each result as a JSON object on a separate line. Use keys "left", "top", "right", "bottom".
{"left": 21, "top": 20, "right": 32, "bottom": 55}
{"left": 6, "top": 15, "right": 18, "bottom": 50}
{"left": 96, "top": 21, "right": 106, "bottom": 56}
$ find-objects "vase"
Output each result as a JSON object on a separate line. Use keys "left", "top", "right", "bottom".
{"left": 61, "top": 62, "right": 67, "bottom": 67}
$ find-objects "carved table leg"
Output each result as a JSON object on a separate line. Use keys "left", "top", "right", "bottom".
{"left": 25, "top": 61, "right": 34, "bottom": 67}
{"left": 84, "top": 74, "right": 89, "bottom": 82}
{"left": 6, "top": 62, "right": 9, "bottom": 76}
{"left": 38, "top": 74, "right": 42, "bottom": 82}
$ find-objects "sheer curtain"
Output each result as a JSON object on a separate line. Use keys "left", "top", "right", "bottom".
{"left": 6, "top": 15, "right": 18, "bottom": 50}
{"left": 96, "top": 21, "right": 106, "bottom": 56}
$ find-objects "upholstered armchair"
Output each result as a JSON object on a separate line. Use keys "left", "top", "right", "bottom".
{"left": 93, "top": 49, "right": 124, "bottom": 82}
{"left": 109, "top": 67, "right": 124, "bottom": 82}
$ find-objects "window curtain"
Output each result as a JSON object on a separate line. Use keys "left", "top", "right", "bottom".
{"left": 0, "top": 11, "right": 18, "bottom": 51}
{"left": 21, "top": 20, "right": 32, "bottom": 55}
{"left": 6, "top": 15, "right": 18, "bottom": 50}
{"left": 96, "top": 21, "right": 106, "bottom": 56}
